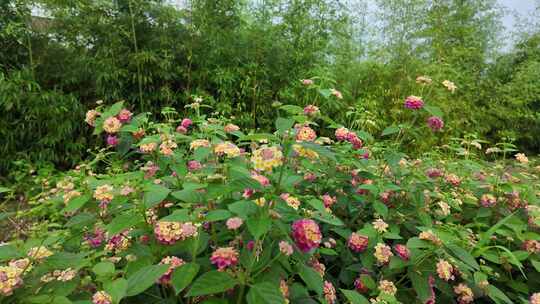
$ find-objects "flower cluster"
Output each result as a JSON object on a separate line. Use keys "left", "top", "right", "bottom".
{"left": 280, "top": 193, "right": 301, "bottom": 210}
{"left": 251, "top": 146, "right": 283, "bottom": 172}
{"left": 154, "top": 221, "right": 198, "bottom": 244}
{"left": 374, "top": 243, "right": 393, "bottom": 264}
{"left": 291, "top": 219, "right": 322, "bottom": 252}
{"left": 210, "top": 247, "right": 239, "bottom": 270}
{"left": 404, "top": 95, "right": 424, "bottom": 109}
{"left": 334, "top": 127, "right": 363, "bottom": 149}
{"left": 295, "top": 125, "right": 317, "bottom": 142}
{"left": 93, "top": 184, "right": 114, "bottom": 203}
{"left": 0, "top": 264, "right": 25, "bottom": 296}
{"left": 92, "top": 291, "right": 113, "bottom": 304}
{"left": 348, "top": 232, "right": 369, "bottom": 253}
{"left": 427, "top": 116, "right": 444, "bottom": 131}
{"left": 214, "top": 142, "right": 241, "bottom": 158}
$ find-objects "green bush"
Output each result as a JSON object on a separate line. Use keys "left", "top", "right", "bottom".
{"left": 1, "top": 96, "right": 539, "bottom": 303}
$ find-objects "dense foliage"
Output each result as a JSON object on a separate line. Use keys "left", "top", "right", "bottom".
{"left": 1, "top": 0, "right": 540, "bottom": 174}
{"left": 1, "top": 93, "right": 540, "bottom": 303}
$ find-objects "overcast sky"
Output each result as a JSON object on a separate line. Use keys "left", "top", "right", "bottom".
{"left": 500, "top": 0, "right": 538, "bottom": 29}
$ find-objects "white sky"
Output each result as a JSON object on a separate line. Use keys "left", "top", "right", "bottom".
{"left": 500, "top": 0, "right": 538, "bottom": 28}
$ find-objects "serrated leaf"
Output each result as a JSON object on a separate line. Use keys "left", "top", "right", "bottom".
{"left": 447, "top": 244, "right": 479, "bottom": 270}
{"left": 340, "top": 289, "right": 369, "bottom": 304}
{"left": 306, "top": 199, "right": 326, "bottom": 213}
{"left": 381, "top": 125, "right": 400, "bottom": 136}
{"left": 424, "top": 105, "right": 443, "bottom": 117}
{"left": 161, "top": 209, "right": 191, "bottom": 222}
{"left": 172, "top": 189, "right": 203, "bottom": 204}
{"left": 228, "top": 200, "right": 258, "bottom": 217}
{"left": 171, "top": 263, "right": 200, "bottom": 295}
{"left": 62, "top": 194, "right": 91, "bottom": 213}
{"left": 0, "top": 245, "right": 21, "bottom": 261}
{"left": 0, "top": 186, "right": 11, "bottom": 193}
{"left": 104, "top": 278, "right": 127, "bottom": 304}
{"left": 532, "top": 260, "right": 540, "bottom": 272}
{"left": 313, "top": 212, "right": 344, "bottom": 226}
{"left": 247, "top": 215, "right": 271, "bottom": 240}
{"left": 205, "top": 210, "right": 232, "bottom": 222}
{"left": 143, "top": 184, "right": 170, "bottom": 208}
{"left": 186, "top": 271, "right": 238, "bottom": 297}
{"left": 475, "top": 212, "right": 516, "bottom": 249}
{"left": 126, "top": 264, "right": 169, "bottom": 296}
{"left": 280, "top": 105, "right": 303, "bottom": 114}
{"left": 373, "top": 201, "right": 388, "bottom": 218}
{"left": 408, "top": 271, "right": 432, "bottom": 303}
{"left": 246, "top": 282, "right": 285, "bottom": 304}
{"left": 298, "top": 264, "right": 323, "bottom": 295}
{"left": 106, "top": 212, "right": 142, "bottom": 235}
{"left": 487, "top": 285, "right": 513, "bottom": 304}
{"left": 275, "top": 117, "right": 295, "bottom": 134}
{"left": 92, "top": 261, "right": 115, "bottom": 277}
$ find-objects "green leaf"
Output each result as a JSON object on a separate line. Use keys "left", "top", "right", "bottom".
{"left": 408, "top": 271, "right": 432, "bottom": 303}
{"left": 389, "top": 256, "right": 408, "bottom": 269}
{"left": 298, "top": 264, "right": 323, "bottom": 295}
{"left": 0, "top": 186, "right": 11, "bottom": 193}
{"left": 532, "top": 260, "right": 540, "bottom": 272}
{"left": 229, "top": 176, "right": 263, "bottom": 192}
{"left": 172, "top": 189, "right": 203, "bottom": 204}
{"left": 406, "top": 237, "right": 431, "bottom": 249}
{"left": 318, "top": 88, "right": 332, "bottom": 98}
{"left": 102, "top": 101, "right": 124, "bottom": 119}
{"left": 318, "top": 248, "right": 337, "bottom": 256}
{"left": 238, "top": 133, "right": 279, "bottom": 142}
{"left": 424, "top": 105, "right": 443, "bottom": 117}
{"left": 92, "top": 261, "right": 115, "bottom": 277}
{"left": 62, "top": 194, "right": 91, "bottom": 213}
{"left": 313, "top": 212, "right": 344, "bottom": 226}
{"left": 373, "top": 201, "right": 388, "bottom": 218}
{"left": 143, "top": 184, "right": 170, "bottom": 208}
{"left": 161, "top": 209, "right": 191, "bottom": 222}
{"left": 381, "top": 125, "right": 400, "bottom": 136}
{"left": 446, "top": 244, "right": 479, "bottom": 270}
{"left": 171, "top": 263, "right": 200, "bottom": 295}
{"left": 0, "top": 244, "right": 21, "bottom": 261}
{"left": 340, "top": 289, "right": 369, "bottom": 304}
{"left": 126, "top": 264, "right": 169, "bottom": 296}
{"left": 306, "top": 199, "right": 326, "bottom": 213}
{"left": 246, "top": 282, "right": 285, "bottom": 304}
{"left": 194, "top": 147, "right": 212, "bottom": 161}
{"left": 65, "top": 212, "right": 95, "bottom": 228}
{"left": 487, "top": 285, "right": 513, "bottom": 304}
{"left": 247, "top": 215, "right": 272, "bottom": 240}
{"left": 186, "top": 271, "right": 238, "bottom": 297}
{"left": 280, "top": 105, "right": 303, "bottom": 114}
{"left": 475, "top": 212, "right": 516, "bottom": 249}
{"left": 106, "top": 212, "right": 142, "bottom": 235}
{"left": 275, "top": 117, "right": 295, "bottom": 134}
{"left": 205, "top": 210, "right": 232, "bottom": 222}
{"left": 104, "top": 278, "right": 127, "bottom": 304}
{"left": 228, "top": 200, "right": 258, "bottom": 217}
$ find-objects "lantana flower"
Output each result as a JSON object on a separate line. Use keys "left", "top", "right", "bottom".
{"left": 210, "top": 247, "right": 239, "bottom": 270}
{"left": 291, "top": 219, "right": 322, "bottom": 252}
{"left": 251, "top": 146, "right": 283, "bottom": 172}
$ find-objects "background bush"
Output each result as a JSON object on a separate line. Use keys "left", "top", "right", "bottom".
{"left": 1, "top": 0, "right": 539, "bottom": 175}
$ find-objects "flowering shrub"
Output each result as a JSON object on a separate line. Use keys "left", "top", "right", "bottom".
{"left": 1, "top": 99, "right": 540, "bottom": 304}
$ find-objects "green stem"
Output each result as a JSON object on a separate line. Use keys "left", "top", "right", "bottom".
{"left": 236, "top": 284, "right": 246, "bottom": 304}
